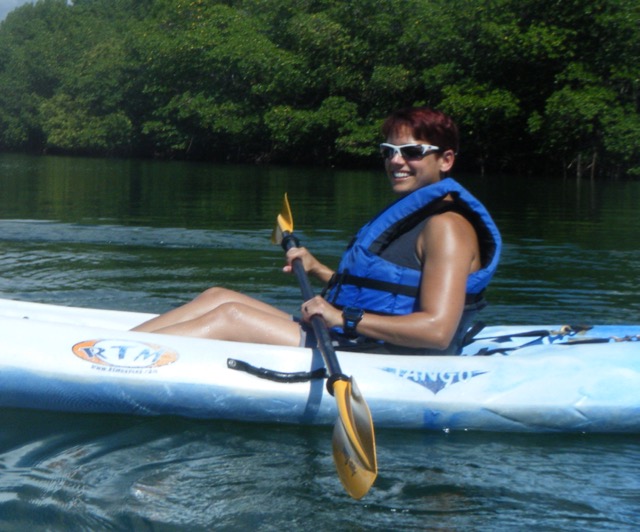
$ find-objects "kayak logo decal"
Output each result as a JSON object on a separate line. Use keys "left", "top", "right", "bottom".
{"left": 73, "top": 339, "right": 178, "bottom": 369}
{"left": 381, "top": 367, "right": 487, "bottom": 394}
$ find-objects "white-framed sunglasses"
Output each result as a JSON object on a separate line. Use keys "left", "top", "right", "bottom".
{"left": 379, "top": 143, "right": 442, "bottom": 160}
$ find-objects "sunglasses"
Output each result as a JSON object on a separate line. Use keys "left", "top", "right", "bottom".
{"left": 379, "top": 143, "right": 442, "bottom": 160}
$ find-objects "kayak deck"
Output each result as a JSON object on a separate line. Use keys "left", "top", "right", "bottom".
{"left": 0, "top": 298, "right": 639, "bottom": 432}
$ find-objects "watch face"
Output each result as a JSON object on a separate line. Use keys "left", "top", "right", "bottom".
{"left": 344, "top": 307, "right": 362, "bottom": 320}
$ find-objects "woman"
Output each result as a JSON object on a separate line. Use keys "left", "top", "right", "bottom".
{"left": 132, "top": 107, "right": 501, "bottom": 355}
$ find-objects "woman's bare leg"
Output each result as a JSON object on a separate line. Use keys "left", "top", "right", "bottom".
{"left": 131, "top": 287, "right": 302, "bottom": 346}
{"left": 132, "top": 287, "right": 290, "bottom": 332}
{"left": 148, "top": 302, "right": 302, "bottom": 346}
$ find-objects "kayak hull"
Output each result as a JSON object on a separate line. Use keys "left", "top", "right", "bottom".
{"left": 1, "top": 298, "right": 639, "bottom": 433}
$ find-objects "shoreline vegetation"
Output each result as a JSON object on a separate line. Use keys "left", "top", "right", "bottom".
{"left": 0, "top": 0, "right": 638, "bottom": 179}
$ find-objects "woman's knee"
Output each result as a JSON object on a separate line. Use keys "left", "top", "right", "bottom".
{"left": 192, "top": 302, "right": 252, "bottom": 339}
{"left": 202, "top": 302, "right": 300, "bottom": 344}
{"left": 211, "top": 301, "right": 245, "bottom": 323}
{"left": 196, "top": 287, "right": 238, "bottom": 306}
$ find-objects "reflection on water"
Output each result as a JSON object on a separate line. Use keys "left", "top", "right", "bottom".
{"left": 0, "top": 409, "right": 638, "bottom": 530}
{"left": 2, "top": 154, "right": 639, "bottom": 322}
{"left": 0, "top": 154, "right": 639, "bottom": 529}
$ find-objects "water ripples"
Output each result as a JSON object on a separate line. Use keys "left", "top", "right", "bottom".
{"left": 1, "top": 160, "right": 640, "bottom": 529}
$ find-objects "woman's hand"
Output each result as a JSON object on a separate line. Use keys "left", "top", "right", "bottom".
{"left": 300, "top": 295, "right": 342, "bottom": 328}
{"left": 283, "top": 247, "right": 334, "bottom": 283}
{"left": 283, "top": 246, "right": 315, "bottom": 273}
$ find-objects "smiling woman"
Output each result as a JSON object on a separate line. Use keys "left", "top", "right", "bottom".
{"left": 132, "top": 107, "right": 502, "bottom": 356}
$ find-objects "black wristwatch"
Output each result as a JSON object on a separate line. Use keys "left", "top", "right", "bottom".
{"left": 342, "top": 307, "right": 364, "bottom": 338}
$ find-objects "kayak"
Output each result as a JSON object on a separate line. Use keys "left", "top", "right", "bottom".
{"left": 0, "top": 297, "right": 639, "bottom": 433}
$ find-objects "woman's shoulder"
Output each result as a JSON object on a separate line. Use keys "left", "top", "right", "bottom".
{"left": 417, "top": 209, "right": 480, "bottom": 262}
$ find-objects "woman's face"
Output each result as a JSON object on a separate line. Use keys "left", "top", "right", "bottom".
{"left": 383, "top": 126, "right": 454, "bottom": 196}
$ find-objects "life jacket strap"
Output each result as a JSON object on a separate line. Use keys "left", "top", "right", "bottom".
{"left": 324, "top": 271, "right": 486, "bottom": 308}
{"left": 326, "top": 271, "right": 419, "bottom": 299}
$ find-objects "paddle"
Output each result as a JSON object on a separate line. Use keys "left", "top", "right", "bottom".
{"left": 272, "top": 193, "right": 377, "bottom": 500}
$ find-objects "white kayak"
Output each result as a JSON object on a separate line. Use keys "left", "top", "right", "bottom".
{"left": 0, "top": 297, "right": 639, "bottom": 433}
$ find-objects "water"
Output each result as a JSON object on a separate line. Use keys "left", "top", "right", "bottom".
{"left": 1, "top": 153, "right": 639, "bottom": 530}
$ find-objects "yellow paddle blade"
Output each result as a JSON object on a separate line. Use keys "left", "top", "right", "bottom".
{"left": 331, "top": 377, "right": 378, "bottom": 499}
{"left": 271, "top": 192, "right": 294, "bottom": 245}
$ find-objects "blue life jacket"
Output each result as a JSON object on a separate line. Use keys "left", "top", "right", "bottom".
{"left": 325, "top": 177, "right": 502, "bottom": 321}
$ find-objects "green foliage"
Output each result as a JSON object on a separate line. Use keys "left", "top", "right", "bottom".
{"left": 603, "top": 113, "right": 640, "bottom": 177}
{"left": 0, "top": 0, "right": 638, "bottom": 178}
{"left": 264, "top": 96, "right": 360, "bottom": 163}
{"left": 440, "top": 84, "right": 521, "bottom": 174}
{"left": 41, "top": 93, "right": 132, "bottom": 154}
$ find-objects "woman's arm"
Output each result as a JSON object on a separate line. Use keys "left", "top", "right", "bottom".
{"left": 301, "top": 212, "right": 480, "bottom": 349}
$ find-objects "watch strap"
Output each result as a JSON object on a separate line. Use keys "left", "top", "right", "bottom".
{"left": 342, "top": 307, "right": 364, "bottom": 337}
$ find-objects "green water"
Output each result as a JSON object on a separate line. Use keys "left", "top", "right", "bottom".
{"left": 0, "top": 153, "right": 639, "bottom": 530}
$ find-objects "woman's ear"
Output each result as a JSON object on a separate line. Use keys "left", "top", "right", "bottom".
{"left": 439, "top": 149, "right": 456, "bottom": 173}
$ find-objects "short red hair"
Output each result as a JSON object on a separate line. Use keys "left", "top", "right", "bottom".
{"left": 382, "top": 107, "right": 459, "bottom": 154}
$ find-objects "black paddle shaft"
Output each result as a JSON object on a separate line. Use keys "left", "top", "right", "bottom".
{"left": 281, "top": 233, "right": 347, "bottom": 391}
